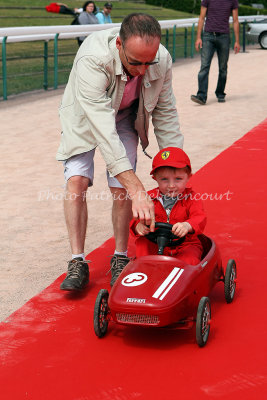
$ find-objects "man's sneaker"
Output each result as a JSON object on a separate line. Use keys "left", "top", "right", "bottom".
{"left": 191, "top": 94, "right": 206, "bottom": 105}
{"left": 60, "top": 258, "right": 90, "bottom": 291}
{"left": 218, "top": 97, "right": 226, "bottom": 103}
{"left": 110, "top": 255, "right": 130, "bottom": 286}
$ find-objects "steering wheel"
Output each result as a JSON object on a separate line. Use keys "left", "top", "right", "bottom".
{"left": 145, "top": 222, "right": 185, "bottom": 255}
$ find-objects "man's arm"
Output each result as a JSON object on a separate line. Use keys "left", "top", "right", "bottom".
{"left": 151, "top": 51, "right": 184, "bottom": 150}
{"left": 115, "top": 170, "right": 155, "bottom": 231}
{"left": 232, "top": 8, "right": 240, "bottom": 54}
{"left": 96, "top": 12, "right": 104, "bottom": 24}
{"left": 75, "top": 57, "right": 155, "bottom": 230}
{"left": 195, "top": 6, "right": 207, "bottom": 51}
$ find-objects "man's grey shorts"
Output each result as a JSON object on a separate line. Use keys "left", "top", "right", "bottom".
{"left": 63, "top": 116, "right": 138, "bottom": 189}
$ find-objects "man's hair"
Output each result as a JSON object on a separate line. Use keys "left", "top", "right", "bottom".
{"left": 119, "top": 13, "right": 161, "bottom": 43}
{"left": 153, "top": 165, "right": 192, "bottom": 176}
{"left": 82, "top": 1, "right": 97, "bottom": 13}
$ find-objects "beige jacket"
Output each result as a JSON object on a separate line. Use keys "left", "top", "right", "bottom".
{"left": 56, "top": 28, "right": 183, "bottom": 177}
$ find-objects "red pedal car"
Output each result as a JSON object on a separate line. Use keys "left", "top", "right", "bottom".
{"left": 93, "top": 223, "right": 237, "bottom": 347}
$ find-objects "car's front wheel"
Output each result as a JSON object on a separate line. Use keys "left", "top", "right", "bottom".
{"left": 259, "top": 32, "right": 267, "bottom": 49}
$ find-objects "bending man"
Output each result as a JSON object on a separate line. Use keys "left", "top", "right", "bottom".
{"left": 57, "top": 13, "right": 183, "bottom": 291}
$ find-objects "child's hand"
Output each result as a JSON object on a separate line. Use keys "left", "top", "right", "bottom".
{"left": 135, "top": 222, "right": 150, "bottom": 236}
{"left": 172, "top": 222, "right": 192, "bottom": 237}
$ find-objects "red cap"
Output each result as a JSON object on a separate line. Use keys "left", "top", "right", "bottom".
{"left": 150, "top": 147, "right": 191, "bottom": 175}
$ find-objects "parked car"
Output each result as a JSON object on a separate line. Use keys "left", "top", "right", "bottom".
{"left": 246, "top": 18, "right": 267, "bottom": 49}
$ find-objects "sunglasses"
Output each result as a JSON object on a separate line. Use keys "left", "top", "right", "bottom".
{"left": 122, "top": 42, "right": 159, "bottom": 66}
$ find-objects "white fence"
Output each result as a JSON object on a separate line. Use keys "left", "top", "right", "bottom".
{"left": 0, "top": 15, "right": 265, "bottom": 43}
{"left": 1, "top": 15, "right": 266, "bottom": 100}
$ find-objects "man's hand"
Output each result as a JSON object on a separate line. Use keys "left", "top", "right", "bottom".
{"left": 172, "top": 222, "right": 192, "bottom": 237}
{"left": 135, "top": 221, "right": 150, "bottom": 236}
{"left": 195, "top": 38, "right": 202, "bottom": 52}
{"left": 115, "top": 170, "right": 155, "bottom": 232}
{"left": 234, "top": 42, "right": 240, "bottom": 54}
{"left": 131, "top": 190, "right": 155, "bottom": 232}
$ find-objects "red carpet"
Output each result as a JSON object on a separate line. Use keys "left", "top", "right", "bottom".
{"left": 1, "top": 119, "right": 267, "bottom": 399}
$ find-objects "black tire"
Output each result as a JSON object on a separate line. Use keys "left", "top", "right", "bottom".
{"left": 259, "top": 32, "right": 267, "bottom": 49}
{"left": 93, "top": 289, "right": 109, "bottom": 338}
{"left": 224, "top": 259, "right": 237, "bottom": 303}
{"left": 196, "top": 297, "right": 211, "bottom": 347}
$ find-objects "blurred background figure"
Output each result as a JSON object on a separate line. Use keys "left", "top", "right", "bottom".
{"left": 77, "top": 1, "right": 99, "bottom": 46}
{"left": 96, "top": 2, "right": 113, "bottom": 24}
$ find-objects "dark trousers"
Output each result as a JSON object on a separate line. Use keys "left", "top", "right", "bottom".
{"left": 197, "top": 32, "right": 230, "bottom": 101}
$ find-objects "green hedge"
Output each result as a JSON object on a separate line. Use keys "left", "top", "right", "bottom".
{"left": 239, "top": 5, "right": 267, "bottom": 16}
{"left": 145, "top": 1, "right": 201, "bottom": 14}
{"left": 145, "top": 0, "right": 267, "bottom": 16}
{"left": 241, "top": 0, "right": 267, "bottom": 6}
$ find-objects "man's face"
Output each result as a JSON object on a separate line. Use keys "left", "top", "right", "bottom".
{"left": 116, "top": 35, "right": 160, "bottom": 77}
{"left": 104, "top": 6, "right": 112, "bottom": 15}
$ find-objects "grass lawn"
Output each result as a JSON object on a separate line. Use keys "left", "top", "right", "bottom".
{"left": 0, "top": 1, "right": 197, "bottom": 98}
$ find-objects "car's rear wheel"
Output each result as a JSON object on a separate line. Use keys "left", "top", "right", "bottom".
{"left": 224, "top": 259, "right": 237, "bottom": 303}
{"left": 94, "top": 289, "right": 109, "bottom": 338}
{"left": 259, "top": 32, "right": 267, "bottom": 49}
{"left": 196, "top": 297, "right": 211, "bottom": 347}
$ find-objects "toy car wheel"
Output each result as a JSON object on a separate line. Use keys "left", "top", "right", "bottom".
{"left": 196, "top": 297, "right": 211, "bottom": 347}
{"left": 94, "top": 289, "right": 109, "bottom": 338}
{"left": 224, "top": 259, "right": 237, "bottom": 303}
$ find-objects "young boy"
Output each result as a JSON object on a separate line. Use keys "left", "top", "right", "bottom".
{"left": 130, "top": 147, "right": 207, "bottom": 265}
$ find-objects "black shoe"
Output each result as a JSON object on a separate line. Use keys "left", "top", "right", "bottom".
{"left": 60, "top": 257, "right": 90, "bottom": 291}
{"left": 191, "top": 95, "right": 206, "bottom": 105}
{"left": 218, "top": 97, "right": 226, "bottom": 103}
{"left": 110, "top": 255, "right": 130, "bottom": 286}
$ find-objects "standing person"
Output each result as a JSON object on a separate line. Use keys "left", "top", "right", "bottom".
{"left": 77, "top": 1, "right": 98, "bottom": 46}
{"left": 57, "top": 13, "right": 183, "bottom": 291}
{"left": 191, "top": 0, "right": 240, "bottom": 105}
{"left": 130, "top": 147, "right": 206, "bottom": 265}
{"left": 96, "top": 2, "right": 113, "bottom": 24}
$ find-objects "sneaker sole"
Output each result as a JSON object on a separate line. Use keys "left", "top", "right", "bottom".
{"left": 60, "top": 278, "right": 89, "bottom": 291}
{"left": 191, "top": 96, "right": 206, "bottom": 105}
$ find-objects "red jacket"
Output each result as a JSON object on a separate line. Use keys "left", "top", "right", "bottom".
{"left": 130, "top": 187, "right": 207, "bottom": 255}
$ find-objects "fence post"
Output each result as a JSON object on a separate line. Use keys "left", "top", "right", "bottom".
{"left": 242, "top": 21, "right": 246, "bottom": 52}
{"left": 2, "top": 36, "right": 7, "bottom": 100}
{"left": 54, "top": 33, "right": 59, "bottom": 90}
{"left": 172, "top": 25, "right": 176, "bottom": 62}
{"left": 191, "top": 23, "right": 195, "bottom": 58}
{"left": 184, "top": 28, "right": 188, "bottom": 58}
{"left": 43, "top": 41, "right": 48, "bottom": 90}
{"left": 165, "top": 29, "right": 169, "bottom": 51}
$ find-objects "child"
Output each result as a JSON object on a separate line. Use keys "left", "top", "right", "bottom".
{"left": 130, "top": 147, "right": 207, "bottom": 265}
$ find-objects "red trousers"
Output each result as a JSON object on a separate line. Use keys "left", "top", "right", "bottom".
{"left": 135, "top": 237, "right": 203, "bottom": 266}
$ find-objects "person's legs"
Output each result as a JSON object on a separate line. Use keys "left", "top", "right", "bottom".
{"left": 215, "top": 34, "right": 230, "bottom": 100}
{"left": 110, "top": 187, "right": 132, "bottom": 253}
{"left": 135, "top": 236, "right": 158, "bottom": 258}
{"left": 64, "top": 175, "right": 89, "bottom": 255}
{"left": 108, "top": 116, "right": 139, "bottom": 285}
{"left": 196, "top": 33, "right": 216, "bottom": 102}
{"left": 60, "top": 150, "right": 95, "bottom": 290}
{"left": 174, "top": 244, "right": 203, "bottom": 266}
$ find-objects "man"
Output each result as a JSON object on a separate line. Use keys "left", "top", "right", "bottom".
{"left": 191, "top": 0, "right": 240, "bottom": 105}
{"left": 57, "top": 13, "right": 183, "bottom": 291}
{"left": 96, "top": 2, "right": 113, "bottom": 24}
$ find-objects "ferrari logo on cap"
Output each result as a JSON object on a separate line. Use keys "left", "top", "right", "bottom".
{"left": 161, "top": 151, "right": 170, "bottom": 160}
